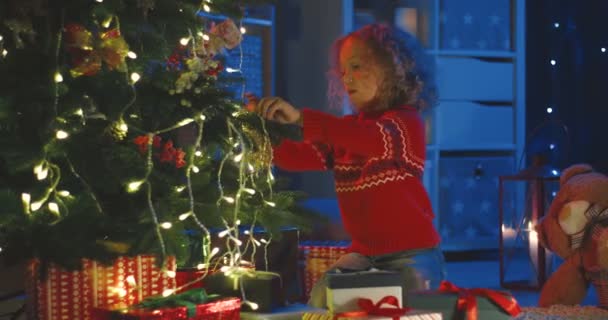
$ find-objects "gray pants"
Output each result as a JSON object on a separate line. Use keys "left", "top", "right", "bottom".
{"left": 308, "top": 247, "right": 446, "bottom": 308}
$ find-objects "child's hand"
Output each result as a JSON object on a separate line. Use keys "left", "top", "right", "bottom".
{"left": 248, "top": 94, "right": 302, "bottom": 126}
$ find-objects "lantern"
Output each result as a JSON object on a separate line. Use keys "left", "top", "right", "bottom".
{"left": 498, "top": 155, "right": 560, "bottom": 290}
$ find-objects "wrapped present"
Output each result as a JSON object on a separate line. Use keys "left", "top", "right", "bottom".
{"left": 91, "top": 290, "right": 240, "bottom": 320}
{"left": 204, "top": 270, "right": 284, "bottom": 312}
{"left": 407, "top": 281, "right": 521, "bottom": 320}
{"left": 175, "top": 268, "right": 215, "bottom": 293}
{"left": 25, "top": 255, "right": 176, "bottom": 320}
{"left": 303, "top": 296, "right": 442, "bottom": 319}
{"left": 326, "top": 270, "right": 403, "bottom": 313}
{"left": 299, "top": 241, "right": 350, "bottom": 300}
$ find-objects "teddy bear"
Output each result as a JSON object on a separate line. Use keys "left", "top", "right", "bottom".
{"left": 535, "top": 163, "right": 608, "bottom": 308}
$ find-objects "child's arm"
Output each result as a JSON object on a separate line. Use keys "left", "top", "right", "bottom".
{"left": 273, "top": 139, "right": 333, "bottom": 171}
{"left": 301, "top": 108, "right": 422, "bottom": 161}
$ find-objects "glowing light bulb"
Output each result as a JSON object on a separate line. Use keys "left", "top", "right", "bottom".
{"left": 197, "top": 263, "right": 207, "bottom": 270}
{"left": 95, "top": 0, "right": 103, "bottom": 3}
{"left": 553, "top": 22, "right": 559, "bottom": 28}
{"left": 127, "top": 181, "right": 144, "bottom": 192}
{"left": 36, "top": 168, "right": 48, "bottom": 180}
{"left": 179, "top": 212, "right": 192, "bottom": 221}
{"left": 130, "top": 72, "right": 141, "bottom": 83}
{"left": 162, "top": 289, "right": 174, "bottom": 297}
{"left": 31, "top": 201, "right": 44, "bottom": 211}
{"left": 549, "top": 144, "right": 555, "bottom": 150}
{"left": 175, "top": 186, "right": 186, "bottom": 192}
{"left": 203, "top": 4, "right": 211, "bottom": 12}
{"left": 199, "top": 114, "right": 206, "bottom": 121}
{"left": 48, "top": 202, "right": 60, "bottom": 215}
{"left": 265, "top": 201, "right": 276, "bottom": 207}
{"left": 22, "top": 193, "right": 31, "bottom": 204}
{"left": 218, "top": 229, "right": 230, "bottom": 238}
{"left": 160, "top": 222, "right": 173, "bottom": 229}
{"left": 54, "top": 72, "right": 64, "bottom": 83}
{"left": 126, "top": 275, "right": 137, "bottom": 286}
{"left": 240, "top": 27, "right": 247, "bottom": 34}
{"left": 248, "top": 163, "right": 255, "bottom": 172}
{"left": 127, "top": 51, "right": 137, "bottom": 59}
{"left": 243, "top": 188, "right": 255, "bottom": 195}
{"left": 210, "top": 247, "right": 220, "bottom": 256}
{"left": 195, "top": 150, "right": 202, "bottom": 157}
{"left": 57, "top": 190, "right": 70, "bottom": 197}
{"left": 180, "top": 38, "right": 190, "bottom": 46}
{"left": 178, "top": 118, "right": 194, "bottom": 126}
{"left": 550, "top": 59, "right": 556, "bottom": 66}
{"left": 233, "top": 153, "right": 243, "bottom": 162}
{"left": 223, "top": 196, "right": 235, "bottom": 203}
{"left": 547, "top": 107, "right": 553, "bottom": 114}
{"left": 191, "top": 166, "right": 200, "bottom": 173}
{"left": 246, "top": 301, "right": 259, "bottom": 310}
{"left": 56, "top": 130, "right": 69, "bottom": 139}
{"left": 226, "top": 67, "right": 240, "bottom": 73}
{"left": 2, "top": 49, "right": 7, "bottom": 57}
{"left": 202, "top": 34, "right": 210, "bottom": 41}
{"left": 602, "top": 47, "right": 607, "bottom": 53}
{"left": 166, "top": 270, "right": 176, "bottom": 278}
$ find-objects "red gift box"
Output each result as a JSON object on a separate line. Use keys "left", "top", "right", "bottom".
{"left": 90, "top": 297, "right": 241, "bottom": 320}
{"left": 25, "top": 255, "right": 177, "bottom": 320}
{"left": 299, "top": 241, "right": 349, "bottom": 299}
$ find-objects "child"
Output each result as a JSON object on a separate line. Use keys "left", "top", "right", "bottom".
{"left": 248, "top": 23, "right": 446, "bottom": 307}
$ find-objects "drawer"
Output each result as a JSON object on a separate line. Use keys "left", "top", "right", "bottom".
{"left": 436, "top": 57, "right": 514, "bottom": 101}
{"left": 437, "top": 101, "right": 514, "bottom": 149}
{"left": 440, "top": 0, "right": 512, "bottom": 51}
{"left": 438, "top": 155, "right": 515, "bottom": 248}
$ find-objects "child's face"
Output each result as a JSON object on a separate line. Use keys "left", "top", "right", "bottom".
{"left": 339, "top": 36, "right": 383, "bottom": 112}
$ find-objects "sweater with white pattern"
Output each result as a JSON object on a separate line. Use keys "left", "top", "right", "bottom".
{"left": 273, "top": 105, "right": 440, "bottom": 256}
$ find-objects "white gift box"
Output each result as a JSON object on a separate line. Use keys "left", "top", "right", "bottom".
{"left": 326, "top": 270, "right": 403, "bottom": 313}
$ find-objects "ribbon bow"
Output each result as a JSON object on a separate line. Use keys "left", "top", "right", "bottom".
{"left": 438, "top": 281, "right": 521, "bottom": 320}
{"left": 63, "top": 23, "right": 130, "bottom": 77}
{"left": 335, "top": 296, "right": 410, "bottom": 320}
{"left": 136, "top": 288, "right": 218, "bottom": 318}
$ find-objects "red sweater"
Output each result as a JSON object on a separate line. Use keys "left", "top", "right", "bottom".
{"left": 273, "top": 105, "right": 440, "bottom": 256}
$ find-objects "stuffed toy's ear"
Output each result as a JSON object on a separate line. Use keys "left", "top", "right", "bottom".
{"left": 560, "top": 164, "right": 593, "bottom": 186}
{"left": 558, "top": 200, "right": 592, "bottom": 236}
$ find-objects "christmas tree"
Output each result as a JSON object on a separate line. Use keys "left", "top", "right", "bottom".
{"left": 0, "top": 0, "right": 312, "bottom": 275}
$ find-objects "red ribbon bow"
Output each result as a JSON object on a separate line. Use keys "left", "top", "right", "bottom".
{"left": 334, "top": 296, "right": 410, "bottom": 319}
{"left": 438, "top": 281, "right": 521, "bottom": 320}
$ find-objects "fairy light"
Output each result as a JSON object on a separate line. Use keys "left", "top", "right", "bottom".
{"left": 48, "top": 202, "right": 60, "bottom": 215}
{"left": 166, "top": 270, "right": 176, "bottom": 278}
{"left": 218, "top": 229, "right": 230, "bottom": 238}
{"left": 223, "top": 196, "right": 235, "bottom": 203}
{"left": 233, "top": 153, "right": 243, "bottom": 162}
{"left": 196, "top": 263, "right": 207, "bottom": 270}
{"left": 127, "top": 51, "right": 137, "bottom": 59}
{"left": 210, "top": 247, "right": 220, "bottom": 257}
{"left": 75, "top": 108, "right": 84, "bottom": 116}
{"left": 245, "top": 301, "right": 259, "bottom": 311}
{"left": 195, "top": 150, "right": 202, "bottom": 157}
{"left": 260, "top": 238, "right": 268, "bottom": 244}
{"left": 179, "top": 37, "right": 190, "bottom": 46}
{"left": 21, "top": 193, "right": 31, "bottom": 211}
{"left": 553, "top": 22, "right": 560, "bottom": 28}
{"left": 264, "top": 201, "right": 276, "bottom": 207}
{"left": 162, "top": 289, "right": 174, "bottom": 297}
{"left": 54, "top": 72, "right": 64, "bottom": 83}
{"left": 235, "top": 219, "right": 241, "bottom": 225}
{"left": 160, "top": 222, "right": 173, "bottom": 229}
{"left": 243, "top": 188, "right": 255, "bottom": 195}
{"left": 127, "top": 180, "right": 144, "bottom": 193}
{"left": 248, "top": 163, "right": 255, "bottom": 172}
{"left": 56, "top": 130, "right": 69, "bottom": 139}
{"left": 199, "top": 114, "right": 206, "bottom": 121}
{"left": 95, "top": 0, "right": 103, "bottom": 3}
{"left": 57, "top": 190, "right": 70, "bottom": 197}
{"left": 550, "top": 59, "right": 556, "bottom": 66}
{"left": 240, "top": 27, "right": 247, "bottom": 34}
{"left": 130, "top": 72, "right": 141, "bottom": 83}
{"left": 177, "top": 118, "right": 194, "bottom": 126}
{"left": 602, "top": 47, "right": 607, "bottom": 53}
{"left": 546, "top": 107, "right": 553, "bottom": 114}
{"left": 191, "top": 166, "right": 200, "bottom": 173}
{"left": 179, "top": 212, "right": 192, "bottom": 221}
{"left": 36, "top": 168, "right": 48, "bottom": 180}
{"left": 243, "top": 230, "right": 250, "bottom": 235}
{"left": 226, "top": 67, "right": 240, "bottom": 73}
{"left": 175, "top": 186, "right": 186, "bottom": 192}
{"left": 203, "top": 4, "right": 211, "bottom": 12}
{"left": 2, "top": 49, "right": 7, "bottom": 57}
{"left": 31, "top": 201, "right": 44, "bottom": 212}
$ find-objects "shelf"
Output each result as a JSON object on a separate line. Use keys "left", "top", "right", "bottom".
{"left": 428, "top": 49, "right": 516, "bottom": 59}
{"left": 438, "top": 144, "right": 517, "bottom": 152}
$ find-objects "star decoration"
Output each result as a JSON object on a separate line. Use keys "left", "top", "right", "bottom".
{"left": 440, "top": 177, "right": 452, "bottom": 188}
{"left": 452, "top": 201, "right": 464, "bottom": 215}
{"left": 465, "top": 177, "right": 477, "bottom": 189}
{"left": 480, "top": 200, "right": 492, "bottom": 214}
{"left": 464, "top": 13, "right": 473, "bottom": 25}
{"left": 465, "top": 225, "right": 477, "bottom": 238}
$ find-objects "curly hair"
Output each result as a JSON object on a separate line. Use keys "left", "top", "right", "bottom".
{"left": 327, "top": 23, "right": 438, "bottom": 112}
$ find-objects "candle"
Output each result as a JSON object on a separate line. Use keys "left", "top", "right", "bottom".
{"left": 528, "top": 222, "right": 539, "bottom": 273}
{"left": 501, "top": 224, "right": 517, "bottom": 247}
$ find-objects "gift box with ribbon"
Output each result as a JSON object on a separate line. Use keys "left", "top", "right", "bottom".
{"left": 326, "top": 270, "right": 403, "bottom": 313}
{"left": 203, "top": 269, "right": 284, "bottom": 312}
{"left": 91, "top": 288, "right": 240, "bottom": 320}
{"left": 406, "top": 281, "right": 521, "bottom": 320}
{"left": 303, "top": 296, "right": 442, "bottom": 320}
{"left": 25, "top": 255, "right": 177, "bottom": 320}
